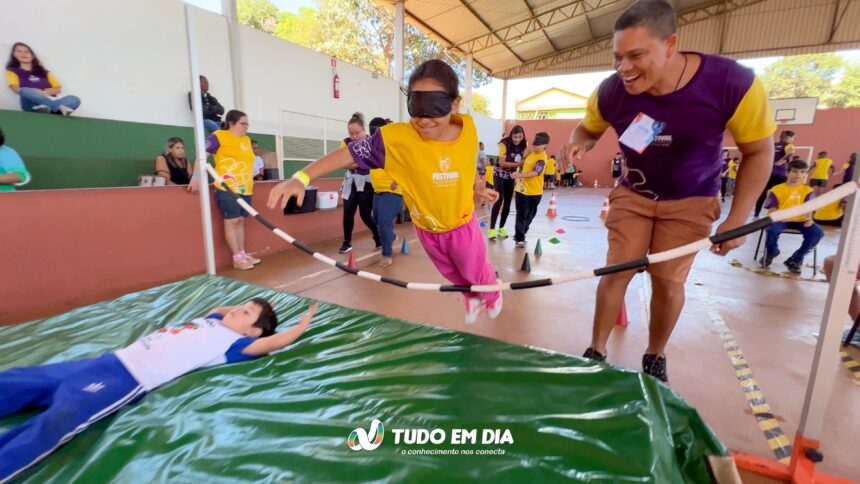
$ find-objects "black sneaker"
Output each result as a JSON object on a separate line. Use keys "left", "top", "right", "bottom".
{"left": 338, "top": 243, "right": 353, "bottom": 254}
{"left": 784, "top": 258, "right": 802, "bottom": 274}
{"left": 759, "top": 254, "right": 774, "bottom": 268}
{"left": 642, "top": 354, "right": 668, "bottom": 382}
{"left": 582, "top": 347, "right": 607, "bottom": 362}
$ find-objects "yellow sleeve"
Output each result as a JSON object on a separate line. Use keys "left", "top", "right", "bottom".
{"left": 580, "top": 87, "right": 610, "bottom": 135}
{"left": 6, "top": 70, "right": 19, "bottom": 87}
{"left": 726, "top": 77, "right": 776, "bottom": 144}
{"left": 497, "top": 143, "right": 506, "bottom": 160}
{"left": 340, "top": 140, "right": 347, "bottom": 148}
{"left": 47, "top": 72, "right": 60, "bottom": 87}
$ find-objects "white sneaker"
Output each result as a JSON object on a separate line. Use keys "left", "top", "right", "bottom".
{"left": 32, "top": 104, "right": 50, "bottom": 113}
{"left": 464, "top": 297, "right": 482, "bottom": 324}
{"left": 59, "top": 105, "right": 76, "bottom": 116}
{"left": 487, "top": 288, "right": 503, "bottom": 319}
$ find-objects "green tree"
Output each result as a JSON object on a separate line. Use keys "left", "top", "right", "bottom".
{"left": 237, "top": 0, "right": 279, "bottom": 34}
{"left": 469, "top": 91, "right": 491, "bottom": 116}
{"left": 760, "top": 53, "right": 845, "bottom": 107}
{"left": 830, "top": 63, "right": 860, "bottom": 108}
{"left": 270, "top": 0, "right": 490, "bottom": 90}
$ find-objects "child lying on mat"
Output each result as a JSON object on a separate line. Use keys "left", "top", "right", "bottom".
{"left": 0, "top": 299, "right": 318, "bottom": 482}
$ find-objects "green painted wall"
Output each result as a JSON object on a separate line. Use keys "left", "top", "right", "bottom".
{"left": 0, "top": 110, "right": 275, "bottom": 190}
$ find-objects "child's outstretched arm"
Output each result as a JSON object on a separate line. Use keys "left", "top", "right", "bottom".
{"left": 241, "top": 303, "right": 319, "bottom": 356}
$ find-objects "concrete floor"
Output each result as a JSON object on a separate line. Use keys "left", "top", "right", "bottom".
{"left": 226, "top": 187, "right": 860, "bottom": 480}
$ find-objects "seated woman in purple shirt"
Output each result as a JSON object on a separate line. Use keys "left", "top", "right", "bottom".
{"left": 5, "top": 42, "right": 81, "bottom": 115}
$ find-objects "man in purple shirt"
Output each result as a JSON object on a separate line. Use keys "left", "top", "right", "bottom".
{"left": 560, "top": 0, "right": 774, "bottom": 382}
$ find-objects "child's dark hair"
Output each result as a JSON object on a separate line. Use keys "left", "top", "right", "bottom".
{"left": 348, "top": 112, "right": 365, "bottom": 129}
{"left": 222, "top": 109, "right": 247, "bottom": 130}
{"left": 250, "top": 297, "right": 278, "bottom": 337}
{"left": 780, "top": 130, "right": 796, "bottom": 141}
{"left": 788, "top": 159, "right": 809, "bottom": 172}
{"left": 6, "top": 42, "right": 48, "bottom": 77}
{"left": 818, "top": 151, "right": 827, "bottom": 157}
{"left": 408, "top": 59, "right": 459, "bottom": 100}
{"left": 534, "top": 132, "right": 550, "bottom": 146}
{"left": 501, "top": 125, "right": 527, "bottom": 148}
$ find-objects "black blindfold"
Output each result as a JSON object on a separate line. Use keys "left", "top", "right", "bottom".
{"left": 407, "top": 91, "right": 452, "bottom": 118}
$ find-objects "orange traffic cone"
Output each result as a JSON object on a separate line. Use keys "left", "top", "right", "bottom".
{"left": 347, "top": 251, "right": 358, "bottom": 269}
{"left": 546, "top": 193, "right": 558, "bottom": 217}
{"left": 615, "top": 302, "right": 628, "bottom": 327}
{"left": 599, "top": 195, "right": 610, "bottom": 220}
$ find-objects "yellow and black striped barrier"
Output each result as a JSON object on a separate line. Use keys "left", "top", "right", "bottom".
{"left": 695, "top": 280, "right": 792, "bottom": 463}
{"left": 839, "top": 351, "right": 860, "bottom": 385}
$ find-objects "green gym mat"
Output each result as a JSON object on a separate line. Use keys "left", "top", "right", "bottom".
{"left": 0, "top": 275, "right": 729, "bottom": 482}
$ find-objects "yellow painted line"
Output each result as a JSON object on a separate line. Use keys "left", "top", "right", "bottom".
{"left": 694, "top": 280, "right": 793, "bottom": 463}
{"left": 839, "top": 351, "right": 860, "bottom": 386}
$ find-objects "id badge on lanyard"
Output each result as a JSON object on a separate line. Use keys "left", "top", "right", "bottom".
{"left": 618, "top": 112, "right": 660, "bottom": 154}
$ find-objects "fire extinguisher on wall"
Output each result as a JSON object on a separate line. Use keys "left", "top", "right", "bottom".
{"left": 331, "top": 58, "right": 340, "bottom": 99}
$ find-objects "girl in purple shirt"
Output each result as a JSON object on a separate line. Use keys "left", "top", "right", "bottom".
{"left": 5, "top": 42, "right": 80, "bottom": 115}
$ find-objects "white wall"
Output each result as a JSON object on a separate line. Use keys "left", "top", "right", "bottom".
{"left": 472, "top": 113, "right": 503, "bottom": 157}
{"left": 0, "top": 0, "right": 399, "bottom": 135}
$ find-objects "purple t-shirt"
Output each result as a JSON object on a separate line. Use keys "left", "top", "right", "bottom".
{"left": 7, "top": 66, "right": 53, "bottom": 89}
{"left": 843, "top": 158, "right": 855, "bottom": 184}
{"left": 772, "top": 142, "right": 790, "bottom": 178}
{"left": 343, "top": 138, "right": 370, "bottom": 175}
{"left": 595, "top": 54, "right": 757, "bottom": 200}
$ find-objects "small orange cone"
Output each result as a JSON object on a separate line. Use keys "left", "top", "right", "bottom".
{"left": 593, "top": 179, "right": 599, "bottom": 188}
{"left": 546, "top": 193, "right": 558, "bottom": 218}
{"left": 615, "top": 302, "right": 628, "bottom": 327}
{"left": 347, "top": 251, "right": 358, "bottom": 269}
{"left": 599, "top": 195, "right": 610, "bottom": 220}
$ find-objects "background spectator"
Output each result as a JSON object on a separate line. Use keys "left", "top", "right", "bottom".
{"left": 251, "top": 139, "right": 265, "bottom": 181}
{"left": 198, "top": 110, "right": 260, "bottom": 270}
{"left": 188, "top": 75, "right": 224, "bottom": 133}
{"left": 0, "top": 128, "right": 31, "bottom": 191}
{"left": 5, "top": 42, "right": 80, "bottom": 115}
{"left": 154, "top": 137, "right": 192, "bottom": 185}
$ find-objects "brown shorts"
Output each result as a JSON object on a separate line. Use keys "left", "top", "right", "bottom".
{"left": 605, "top": 186, "right": 721, "bottom": 283}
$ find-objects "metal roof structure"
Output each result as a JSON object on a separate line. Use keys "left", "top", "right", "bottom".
{"left": 378, "top": 0, "right": 860, "bottom": 79}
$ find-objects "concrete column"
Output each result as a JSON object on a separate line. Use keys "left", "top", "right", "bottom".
{"left": 222, "top": 0, "right": 245, "bottom": 109}
{"left": 394, "top": 1, "right": 405, "bottom": 121}
{"left": 464, "top": 53, "right": 473, "bottom": 113}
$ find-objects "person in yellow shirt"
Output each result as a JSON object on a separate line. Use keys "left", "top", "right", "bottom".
{"left": 543, "top": 152, "right": 557, "bottom": 189}
{"left": 268, "top": 60, "right": 502, "bottom": 324}
{"left": 808, "top": 151, "right": 834, "bottom": 196}
{"left": 727, "top": 156, "right": 739, "bottom": 196}
{"left": 198, "top": 109, "right": 260, "bottom": 271}
{"left": 761, "top": 159, "right": 824, "bottom": 273}
{"left": 511, "top": 133, "right": 550, "bottom": 247}
{"left": 368, "top": 117, "right": 403, "bottom": 267}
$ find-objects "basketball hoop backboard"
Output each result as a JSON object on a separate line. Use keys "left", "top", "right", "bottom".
{"left": 770, "top": 97, "right": 817, "bottom": 125}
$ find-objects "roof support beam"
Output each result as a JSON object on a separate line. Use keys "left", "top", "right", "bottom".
{"left": 827, "top": 0, "right": 850, "bottom": 44}
{"left": 400, "top": 6, "right": 494, "bottom": 73}
{"left": 458, "top": 0, "right": 526, "bottom": 63}
{"left": 453, "top": 0, "right": 618, "bottom": 54}
{"left": 522, "top": 0, "right": 560, "bottom": 53}
{"left": 494, "top": 0, "right": 768, "bottom": 79}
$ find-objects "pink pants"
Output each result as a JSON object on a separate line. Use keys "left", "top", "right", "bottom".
{"left": 415, "top": 215, "right": 500, "bottom": 303}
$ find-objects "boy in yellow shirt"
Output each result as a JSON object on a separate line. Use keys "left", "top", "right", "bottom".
{"left": 808, "top": 151, "right": 834, "bottom": 196}
{"left": 511, "top": 132, "right": 550, "bottom": 247}
{"left": 761, "top": 159, "right": 824, "bottom": 273}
